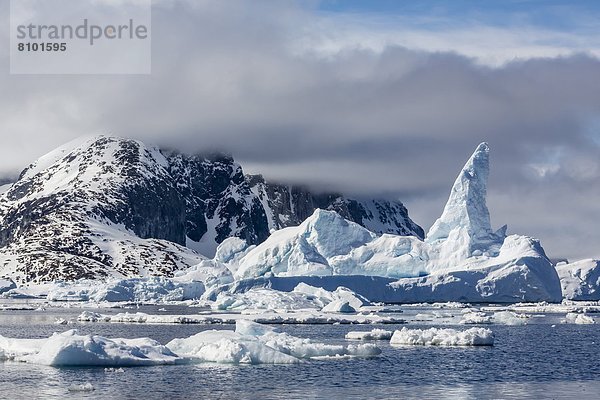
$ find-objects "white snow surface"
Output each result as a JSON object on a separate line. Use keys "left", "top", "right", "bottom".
{"left": 390, "top": 327, "right": 494, "bottom": 346}
{"left": 556, "top": 259, "right": 600, "bottom": 301}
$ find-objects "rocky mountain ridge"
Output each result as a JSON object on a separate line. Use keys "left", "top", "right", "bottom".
{"left": 0, "top": 135, "right": 423, "bottom": 282}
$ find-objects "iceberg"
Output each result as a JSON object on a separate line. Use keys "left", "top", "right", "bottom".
{"left": 556, "top": 259, "right": 600, "bottom": 301}
{"left": 492, "top": 311, "right": 528, "bottom": 326}
{"left": 390, "top": 327, "right": 494, "bottom": 346}
{"left": 219, "top": 143, "right": 561, "bottom": 303}
{"left": 345, "top": 329, "right": 393, "bottom": 341}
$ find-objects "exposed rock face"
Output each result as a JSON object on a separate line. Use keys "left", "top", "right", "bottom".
{"left": 165, "top": 152, "right": 270, "bottom": 256}
{"left": 0, "top": 135, "right": 423, "bottom": 282}
{"left": 247, "top": 175, "right": 424, "bottom": 239}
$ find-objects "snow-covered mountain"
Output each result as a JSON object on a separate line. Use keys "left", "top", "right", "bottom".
{"left": 0, "top": 134, "right": 422, "bottom": 283}
{"left": 0, "top": 136, "right": 205, "bottom": 284}
{"left": 247, "top": 174, "right": 424, "bottom": 238}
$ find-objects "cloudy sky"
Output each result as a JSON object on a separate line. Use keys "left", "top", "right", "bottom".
{"left": 1, "top": 0, "right": 599, "bottom": 260}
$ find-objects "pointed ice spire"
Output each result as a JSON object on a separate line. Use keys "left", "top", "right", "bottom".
{"left": 426, "top": 143, "right": 503, "bottom": 252}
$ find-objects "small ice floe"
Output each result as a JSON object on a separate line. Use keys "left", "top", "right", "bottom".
{"left": 166, "top": 320, "right": 381, "bottom": 364}
{"left": 77, "top": 310, "right": 405, "bottom": 325}
{"left": 54, "top": 318, "right": 71, "bottom": 325}
{"left": 0, "top": 330, "right": 180, "bottom": 366}
{"left": 459, "top": 311, "right": 492, "bottom": 325}
{"left": 564, "top": 312, "right": 595, "bottom": 325}
{"left": 390, "top": 327, "right": 494, "bottom": 346}
{"left": 492, "top": 311, "right": 528, "bottom": 326}
{"left": 345, "top": 329, "right": 393, "bottom": 341}
{"left": 67, "top": 383, "right": 95, "bottom": 392}
{"left": 0, "top": 321, "right": 381, "bottom": 367}
{"left": 321, "top": 300, "right": 356, "bottom": 313}
{"left": 104, "top": 367, "right": 125, "bottom": 373}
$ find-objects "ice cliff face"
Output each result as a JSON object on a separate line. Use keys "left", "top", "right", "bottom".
{"left": 556, "top": 259, "right": 600, "bottom": 301}
{"left": 0, "top": 135, "right": 422, "bottom": 283}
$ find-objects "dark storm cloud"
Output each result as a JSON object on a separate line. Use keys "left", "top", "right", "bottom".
{"left": 0, "top": 0, "right": 599, "bottom": 259}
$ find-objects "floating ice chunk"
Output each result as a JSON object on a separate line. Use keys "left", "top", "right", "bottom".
{"left": 492, "top": 311, "right": 528, "bottom": 326}
{"left": 212, "top": 284, "right": 368, "bottom": 312}
{"left": 564, "top": 313, "right": 595, "bottom": 324}
{"left": 0, "top": 330, "right": 180, "bottom": 366}
{"left": 321, "top": 300, "right": 356, "bottom": 313}
{"left": 46, "top": 277, "right": 207, "bottom": 303}
{"left": 390, "top": 327, "right": 494, "bottom": 346}
{"left": 25, "top": 330, "right": 181, "bottom": 366}
{"left": 556, "top": 259, "right": 600, "bottom": 301}
{"left": 345, "top": 329, "right": 393, "bottom": 341}
{"left": 167, "top": 320, "right": 381, "bottom": 364}
{"left": 212, "top": 288, "right": 324, "bottom": 311}
{"left": 68, "top": 383, "right": 95, "bottom": 392}
{"left": 460, "top": 312, "right": 492, "bottom": 325}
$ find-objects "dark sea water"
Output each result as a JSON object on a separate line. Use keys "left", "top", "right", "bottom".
{"left": 0, "top": 305, "right": 599, "bottom": 399}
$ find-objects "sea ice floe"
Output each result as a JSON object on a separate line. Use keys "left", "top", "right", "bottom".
{"left": 564, "top": 313, "right": 595, "bottom": 325}
{"left": 0, "top": 330, "right": 180, "bottom": 366}
{"left": 390, "top": 327, "right": 494, "bottom": 346}
{"left": 211, "top": 283, "right": 367, "bottom": 312}
{"left": 77, "top": 310, "right": 405, "bottom": 325}
{"left": 0, "top": 321, "right": 382, "bottom": 367}
{"left": 492, "top": 311, "right": 528, "bottom": 326}
{"left": 167, "top": 320, "right": 381, "bottom": 364}
{"left": 345, "top": 329, "right": 393, "bottom": 341}
{"left": 460, "top": 311, "right": 492, "bottom": 325}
